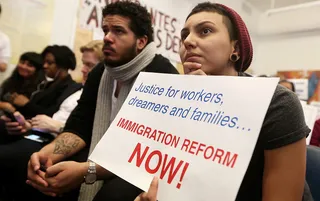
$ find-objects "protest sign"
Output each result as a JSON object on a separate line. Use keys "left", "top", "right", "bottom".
{"left": 90, "top": 73, "right": 279, "bottom": 201}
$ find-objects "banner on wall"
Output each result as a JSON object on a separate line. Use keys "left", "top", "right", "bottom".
{"left": 90, "top": 73, "right": 279, "bottom": 201}
{"left": 78, "top": 0, "right": 184, "bottom": 64}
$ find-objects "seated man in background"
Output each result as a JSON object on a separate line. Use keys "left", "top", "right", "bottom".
{"left": 30, "top": 40, "right": 103, "bottom": 135}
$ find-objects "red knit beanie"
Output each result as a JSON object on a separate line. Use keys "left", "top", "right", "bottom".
{"left": 217, "top": 4, "right": 253, "bottom": 72}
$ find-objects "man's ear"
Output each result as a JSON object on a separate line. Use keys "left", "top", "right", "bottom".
{"left": 137, "top": 35, "right": 148, "bottom": 51}
{"left": 231, "top": 40, "right": 240, "bottom": 57}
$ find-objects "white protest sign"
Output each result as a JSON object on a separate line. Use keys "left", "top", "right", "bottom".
{"left": 90, "top": 73, "right": 279, "bottom": 201}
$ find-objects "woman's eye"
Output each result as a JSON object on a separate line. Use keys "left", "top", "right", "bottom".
{"left": 202, "top": 28, "right": 212, "bottom": 35}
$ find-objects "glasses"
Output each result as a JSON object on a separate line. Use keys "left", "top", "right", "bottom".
{"left": 44, "top": 60, "right": 56, "bottom": 65}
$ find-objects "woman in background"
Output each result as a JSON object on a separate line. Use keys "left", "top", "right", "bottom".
{"left": 7, "top": 45, "right": 81, "bottom": 120}
{"left": 30, "top": 40, "right": 104, "bottom": 135}
{"left": 0, "top": 52, "right": 45, "bottom": 113}
{"left": 0, "top": 45, "right": 82, "bottom": 201}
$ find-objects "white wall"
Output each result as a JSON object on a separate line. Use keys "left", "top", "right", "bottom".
{"left": 50, "top": 0, "right": 79, "bottom": 48}
{"left": 254, "top": 31, "right": 320, "bottom": 75}
{"left": 253, "top": 2, "right": 320, "bottom": 75}
{"left": 215, "top": 0, "right": 261, "bottom": 34}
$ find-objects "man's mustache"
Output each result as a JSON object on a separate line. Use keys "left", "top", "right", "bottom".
{"left": 103, "top": 45, "right": 116, "bottom": 53}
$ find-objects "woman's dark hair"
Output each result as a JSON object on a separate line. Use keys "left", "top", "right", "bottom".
{"left": 42, "top": 45, "right": 76, "bottom": 70}
{"left": 1, "top": 52, "right": 46, "bottom": 99}
{"left": 20, "top": 52, "right": 43, "bottom": 70}
{"left": 186, "top": 2, "right": 236, "bottom": 41}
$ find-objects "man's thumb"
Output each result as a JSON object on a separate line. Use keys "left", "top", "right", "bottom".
{"left": 46, "top": 157, "right": 53, "bottom": 167}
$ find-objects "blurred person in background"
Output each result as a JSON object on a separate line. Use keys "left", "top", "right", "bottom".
{"left": 0, "top": 41, "right": 103, "bottom": 201}
{"left": 279, "top": 79, "right": 296, "bottom": 92}
{"left": 0, "top": 45, "right": 81, "bottom": 201}
{"left": 310, "top": 120, "right": 320, "bottom": 147}
{"left": 80, "top": 40, "right": 104, "bottom": 84}
{"left": 31, "top": 40, "right": 103, "bottom": 135}
{"left": 0, "top": 52, "right": 45, "bottom": 114}
{"left": 4, "top": 45, "right": 81, "bottom": 120}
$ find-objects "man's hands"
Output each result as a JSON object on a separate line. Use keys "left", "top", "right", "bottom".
{"left": 27, "top": 156, "right": 88, "bottom": 197}
{"left": 27, "top": 151, "right": 54, "bottom": 196}
{"left": 45, "top": 161, "right": 88, "bottom": 194}
{"left": 26, "top": 132, "right": 87, "bottom": 196}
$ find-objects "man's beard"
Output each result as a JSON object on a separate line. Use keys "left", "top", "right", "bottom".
{"left": 104, "top": 42, "right": 138, "bottom": 68}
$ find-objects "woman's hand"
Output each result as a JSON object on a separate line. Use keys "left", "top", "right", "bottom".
{"left": 1, "top": 111, "right": 31, "bottom": 135}
{"left": 134, "top": 177, "right": 158, "bottom": 201}
{"left": 12, "top": 93, "right": 30, "bottom": 107}
{"left": 183, "top": 62, "right": 206, "bottom": 75}
{"left": 0, "top": 101, "right": 16, "bottom": 112}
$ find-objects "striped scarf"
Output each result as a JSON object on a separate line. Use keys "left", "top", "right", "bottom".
{"left": 78, "top": 42, "right": 157, "bottom": 201}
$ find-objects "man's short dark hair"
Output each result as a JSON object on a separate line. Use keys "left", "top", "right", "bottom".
{"left": 0, "top": 3, "right": 2, "bottom": 15}
{"left": 186, "top": 2, "right": 236, "bottom": 41}
{"left": 102, "top": 1, "right": 154, "bottom": 44}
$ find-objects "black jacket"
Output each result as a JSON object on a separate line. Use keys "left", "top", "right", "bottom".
{"left": 17, "top": 75, "right": 82, "bottom": 119}
{"left": 64, "top": 54, "right": 179, "bottom": 145}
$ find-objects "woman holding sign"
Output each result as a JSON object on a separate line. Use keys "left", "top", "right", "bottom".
{"left": 138, "top": 2, "right": 311, "bottom": 201}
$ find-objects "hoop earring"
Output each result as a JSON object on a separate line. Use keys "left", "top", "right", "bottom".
{"left": 230, "top": 54, "right": 239, "bottom": 62}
